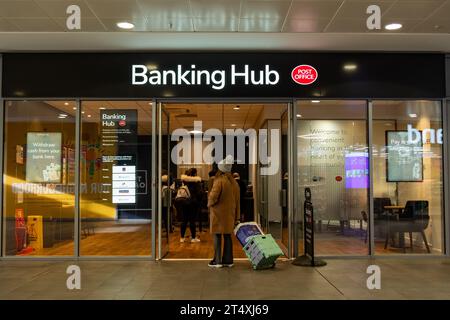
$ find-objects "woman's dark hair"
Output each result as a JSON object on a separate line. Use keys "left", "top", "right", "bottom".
{"left": 189, "top": 168, "right": 197, "bottom": 176}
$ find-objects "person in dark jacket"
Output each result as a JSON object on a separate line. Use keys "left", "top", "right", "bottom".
{"left": 181, "top": 168, "right": 203, "bottom": 242}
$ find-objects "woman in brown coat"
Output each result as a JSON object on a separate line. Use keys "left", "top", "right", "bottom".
{"left": 207, "top": 155, "right": 240, "bottom": 268}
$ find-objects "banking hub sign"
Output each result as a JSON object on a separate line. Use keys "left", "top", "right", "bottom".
{"left": 131, "top": 64, "right": 318, "bottom": 90}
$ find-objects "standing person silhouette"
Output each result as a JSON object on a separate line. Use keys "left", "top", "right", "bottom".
{"left": 207, "top": 155, "right": 240, "bottom": 268}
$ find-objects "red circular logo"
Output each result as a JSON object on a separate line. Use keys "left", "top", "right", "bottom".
{"left": 291, "top": 65, "right": 318, "bottom": 85}
{"left": 335, "top": 176, "right": 342, "bottom": 182}
{"left": 118, "top": 120, "right": 126, "bottom": 127}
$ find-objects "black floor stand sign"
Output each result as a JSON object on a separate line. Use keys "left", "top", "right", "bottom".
{"left": 292, "top": 188, "right": 326, "bottom": 267}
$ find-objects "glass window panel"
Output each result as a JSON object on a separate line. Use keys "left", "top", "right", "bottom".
{"left": 3, "top": 100, "right": 76, "bottom": 256}
{"left": 80, "top": 101, "right": 152, "bottom": 256}
{"left": 296, "top": 100, "right": 369, "bottom": 256}
{"left": 373, "top": 100, "right": 443, "bottom": 255}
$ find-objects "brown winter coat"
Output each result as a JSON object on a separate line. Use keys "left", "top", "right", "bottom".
{"left": 207, "top": 172, "right": 240, "bottom": 234}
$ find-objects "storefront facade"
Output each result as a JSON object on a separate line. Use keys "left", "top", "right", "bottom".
{"left": 0, "top": 52, "right": 449, "bottom": 260}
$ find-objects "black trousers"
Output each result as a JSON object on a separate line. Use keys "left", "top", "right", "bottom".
{"left": 213, "top": 234, "right": 233, "bottom": 264}
{"left": 180, "top": 202, "right": 196, "bottom": 239}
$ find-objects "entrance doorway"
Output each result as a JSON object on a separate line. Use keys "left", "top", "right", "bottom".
{"left": 156, "top": 102, "right": 292, "bottom": 259}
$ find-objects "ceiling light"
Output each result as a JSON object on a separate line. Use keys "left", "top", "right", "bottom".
{"left": 64, "top": 102, "right": 69, "bottom": 106}
{"left": 409, "top": 113, "right": 417, "bottom": 118}
{"left": 99, "top": 107, "right": 106, "bottom": 110}
{"left": 343, "top": 64, "right": 357, "bottom": 71}
{"left": 311, "top": 100, "right": 320, "bottom": 103}
{"left": 82, "top": 111, "right": 85, "bottom": 114}
{"left": 58, "top": 114, "right": 67, "bottom": 119}
{"left": 189, "top": 130, "right": 203, "bottom": 135}
{"left": 233, "top": 106, "right": 240, "bottom": 110}
{"left": 385, "top": 23, "right": 402, "bottom": 30}
{"left": 117, "top": 21, "right": 135, "bottom": 30}
{"left": 296, "top": 114, "right": 302, "bottom": 118}
{"left": 231, "top": 124, "right": 237, "bottom": 127}
{"left": 87, "top": 114, "right": 92, "bottom": 118}
{"left": 73, "top": 107, "right": 77, "bottom": 110}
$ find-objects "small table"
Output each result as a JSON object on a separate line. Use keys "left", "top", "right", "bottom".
{"left": 383, "top": 205, "right": 406, "bottom": 249}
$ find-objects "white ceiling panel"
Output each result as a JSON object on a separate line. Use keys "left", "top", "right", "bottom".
{"left": 288, "top": 0, "right": 343, "bottom": 20}
{"left": 35, "top": 0, "right": 96, "bottom": 18}
{"left": 383, "top": 0, "right": 446, "bottom": 20}
{"left": 194, "top": 17, "right": 237, "bottom": 31}
{"left": 425, "top": 0, "right": 450, "bottom": 19}
{"left": 149, "top": 16, "right": 193, "bottom": 31}
{"left": 54, "top": 18, "right": 106, "bottom": 32}
{"left": 0, "top": 1, "right": 49, "bottom": 18}
{"left": 0, "top": 18, "right": 19, "bottom": 31}
{"left": 7, "top": 17, "right": 63, "bottom": 31}
{"left": 137, "top": 0, "right": 190, "bottom": 19}
{"left": 412, "top": 19, "right": 450, "bottom": 33}
{"left": 326, "top": 18, "right": 368, "bottom": 32}
{"left": 85, "top": 0, "right": 143, "bottom": 19}
{"left": 239, "top": 18, "right": 283, "bottom": 32}
{"left": 241, "top": 0, "right": 291, "bottom": 20}
{"left": 190, "top": 0, "right": 241, "bottom": 19}
{"left": 283, "top": 18, "right": 329, "bottom": 32}
{"left": 335, "top": 0, "right": 395, "bottom": 19}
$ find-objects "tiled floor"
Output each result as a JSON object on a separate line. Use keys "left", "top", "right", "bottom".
{"left": 0, "top": 258, "right": 449, "bottom": 300}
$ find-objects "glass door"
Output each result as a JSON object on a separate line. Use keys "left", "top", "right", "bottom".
{"left": 157, "top": 103, "right": 171, "bottom": 259}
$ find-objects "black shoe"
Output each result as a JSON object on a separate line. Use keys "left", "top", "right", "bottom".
{"left": 208, "top": 260, "right": 223, "bottom": 268}
{"left": 222, "top": 262, "right": 234, "bottom": 268}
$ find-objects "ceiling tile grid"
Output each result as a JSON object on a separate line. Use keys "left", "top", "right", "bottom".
{"left": 0, "top": 0, "right": 447, "bottom": 33}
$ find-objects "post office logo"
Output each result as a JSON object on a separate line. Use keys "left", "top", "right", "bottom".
{"left": 291, "top": 65, "right": 318, "bottom": 85}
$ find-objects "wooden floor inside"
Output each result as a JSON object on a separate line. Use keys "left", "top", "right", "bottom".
{"left": 165, "top": 228, "right": 247, "bottom": 259}
{"left": 19, "top": 220, "right": 434, "bottom": 257}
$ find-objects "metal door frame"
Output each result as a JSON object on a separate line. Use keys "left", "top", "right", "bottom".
{"left": 155, "top": 99, "right": 295, "bottom": 259}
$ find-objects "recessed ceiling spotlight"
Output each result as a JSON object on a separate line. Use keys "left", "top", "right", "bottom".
{"left": 99, "top": 107, "right": 106, "bottom": 110}
{"left": 385, "top": 23, "right": 402, "bottom": 30}
{"left": 117, "top": 21, "right": 135, "bottom": 30}
{"left": 296, "top": 114, "right": 302, "bottom": 118}
{"left": 311, "top": 100, "right": 321, "bottom": 103}
{"left": 81, "top": 111, "right": 85, "bottom": 114}
{"left": 233, "top": 106, "right": 240, "bottom": 110}
{"left": 343, "top": 64, "right": 357, "bottom": 71}
{"left": 64, "top": 102, "right": 69, "bottom": 106}
{"left": 73, "top": 107, "right": 77, "bottom": 110}
{"left": 231, "top": 124, "right": 237, "bottom": 127}
{"left": 87, "top": 114, "right": 92, "bottom": 118}
{"left": 409, "top": 113, "right": 418, "bottom": 118}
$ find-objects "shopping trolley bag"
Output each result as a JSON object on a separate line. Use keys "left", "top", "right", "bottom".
{"left": 243, "top": 234, "right": 284, "bottom": 270}
{"left": 233, "top": 222, "right": 264, "bottom": 247}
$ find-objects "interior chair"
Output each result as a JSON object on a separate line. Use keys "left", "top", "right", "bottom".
{"left": 373, "top": 197, "right": 392, "bottom": 220}
{"left": 384, "top": 200, "right": 431, "bottom": 253}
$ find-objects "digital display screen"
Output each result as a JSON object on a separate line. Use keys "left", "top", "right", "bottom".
{"left": 386, "top": 131, "right": 423, "bottom": 182}
{"left": 345, "top": 152, "right": 369, "bottom": 189}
